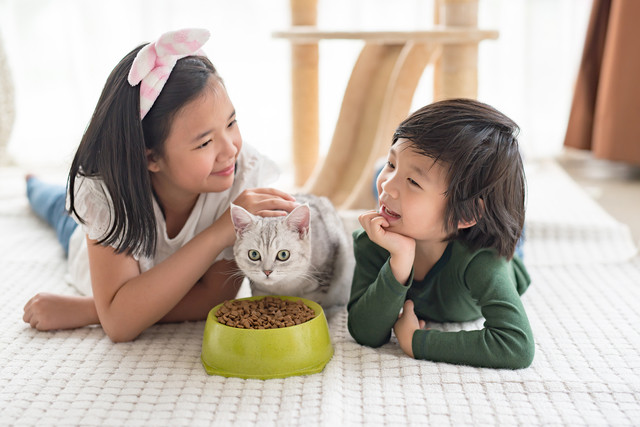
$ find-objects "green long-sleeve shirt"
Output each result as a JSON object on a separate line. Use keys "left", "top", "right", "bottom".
{"left": 347, "top": 229, "right": 534, "bottom": 369}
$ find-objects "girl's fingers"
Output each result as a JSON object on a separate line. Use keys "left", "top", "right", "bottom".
{"left": 249, "top": 187, "right": 297, "bottom": 201}
{"left": 256, "top": 199, "right": 300, "bottom": 214}
{"left": 256, "top": 209, "right": 288, "bottom": 217}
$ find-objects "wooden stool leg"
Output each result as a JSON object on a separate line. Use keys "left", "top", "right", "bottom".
{"left": 341, "top": 42, "right": 438, "bottom": 209}
{"left": 434, "top": 0, "right": 479, "bottom": 100}
{"left": 305, "top": 42, "right": 437, "bottom": 210}
{"left": 290, "top": 0, "right": 319, "bottom": 186}
{"left": 304, "top": 44, "right": 404, "bottom": 205}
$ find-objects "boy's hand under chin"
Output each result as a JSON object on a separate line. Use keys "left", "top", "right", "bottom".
{"left": 394, "top": 300, "right": 426, "bottom": 358}
{"left": 358, "top": 210, "right": 416, "bottom": 284}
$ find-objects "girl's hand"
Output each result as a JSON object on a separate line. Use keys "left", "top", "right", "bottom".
{"left": 233, "top": 188, "right": 298, "bottom": 217}
{"left": 359, "top": 210, "right": 416, "bottom": 284}
{"left": 23, "top": 293, "right": 98, "bottom": 331}
{"left": 393, "top": 300, "right": 426, "bottom": 358}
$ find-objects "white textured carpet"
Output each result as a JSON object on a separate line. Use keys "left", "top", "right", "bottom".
{"left": 1, "top": 160, "right": 639, "bottom": 426}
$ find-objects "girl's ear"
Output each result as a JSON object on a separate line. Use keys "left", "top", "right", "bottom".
{"left": 457, "top": 198, "right": 484, "bottom": 230}
{"left": 230, "top": 204, "right": 255, "bottom": 235}
{"left": 286, "top": 204, "right": 310, "bottom": 239}
{"left": 147, "top": 149, "right": 161, "bottom": 173}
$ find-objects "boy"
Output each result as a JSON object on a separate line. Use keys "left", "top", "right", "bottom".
{"left": 347, "top": 99, "right": 534, "bottom": 369}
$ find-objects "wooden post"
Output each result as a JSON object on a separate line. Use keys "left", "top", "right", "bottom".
{"left": 290, "top": 0, "right": 319, "bottom": 186}
{"left": 434, "top": 0, "right": 479, "bottom": 100}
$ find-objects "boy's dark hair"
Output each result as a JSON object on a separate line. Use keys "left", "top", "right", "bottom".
{"left": 392, "top": 98, "right": 525, "bottom": 259}
{"left": 68, "top": 44, "right": 220, "bottom": 258}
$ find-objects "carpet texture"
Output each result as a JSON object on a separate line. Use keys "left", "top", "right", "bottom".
{"left": 1, "top": 160, "right": 638, "bottom": 426}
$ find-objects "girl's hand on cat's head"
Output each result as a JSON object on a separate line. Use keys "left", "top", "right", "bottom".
{"left": 233, "top": 188, "right": 298, "bottom": 217}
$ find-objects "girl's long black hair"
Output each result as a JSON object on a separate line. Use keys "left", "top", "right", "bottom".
{"left": 68, "top": 44, "right": 219, "bottom": 258}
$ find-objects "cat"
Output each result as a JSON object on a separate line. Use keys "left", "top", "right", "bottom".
{"left": 230, "top": 194, "right": 355, "bottom": 308}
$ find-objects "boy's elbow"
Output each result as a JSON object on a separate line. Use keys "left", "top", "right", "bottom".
{"left": 515, "top": 339, "right": 535, "bottom": 369}
{"left": 501, "top": 335, "right": 535, "bottom": 369}
{"left": 347, "top": 318, "right": 388, "bottom": 348}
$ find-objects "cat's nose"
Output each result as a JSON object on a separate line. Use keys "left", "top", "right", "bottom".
{"left": 263, "top": 270, "right": 273, "bottom": 277}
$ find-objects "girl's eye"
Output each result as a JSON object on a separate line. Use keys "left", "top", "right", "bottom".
{"left": 408, "top": 178, "right": 421, "bottom": 188}
{"left": 386, "top": 161, "right": 395, "bottom": 169}
{"left": 197, "top": 140, "right": 212, "bottom": 149}
{"left": 248, "top": 250, "right": 261, "bottom": 261}
{"left": 276, "top": 250, "right": 290, "bottom": 261}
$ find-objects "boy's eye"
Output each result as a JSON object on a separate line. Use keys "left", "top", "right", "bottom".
{"left": 408, "top": 178, "right": 421, "bottom": 188}
{"left": 228, "top": 119, "right": 237, "bottom": 128}
{"left": 386, "top": 161, "right": 395, "bottom": 169}
{"left": 276, "top": 250, "right": 290, "bottom": 261}
{"left": 248, "top": 250, "right": 261, "bottom": 261}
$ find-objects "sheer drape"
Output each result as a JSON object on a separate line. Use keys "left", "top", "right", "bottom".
{"left": 0, "top": 0, "right": 590, "bottom": 169}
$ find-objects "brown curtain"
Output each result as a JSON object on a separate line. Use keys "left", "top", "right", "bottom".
{"left": 564, "top": 0, "right": 640, "bottom": 166}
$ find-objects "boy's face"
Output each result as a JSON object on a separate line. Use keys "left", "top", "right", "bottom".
{"left": 376, "top": 139, "right": 450, "bottom": 243}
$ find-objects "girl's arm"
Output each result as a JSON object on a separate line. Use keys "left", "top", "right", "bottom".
{"left": 160, "top": 259, "right": 243, "bottom": 323}
{"left": 87, "top": 215, "right": 232, "bottom": 342}
{"left": 90, "top": 190, "right": 297, "bottom": 342}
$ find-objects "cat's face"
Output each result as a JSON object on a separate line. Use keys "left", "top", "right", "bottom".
{"left": 230, "top": 204, "right": 311, "bottom": 286}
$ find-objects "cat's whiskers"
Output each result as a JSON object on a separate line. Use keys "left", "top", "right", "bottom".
{"left": 220, "top": 266, "right": 250, "bottom": 289}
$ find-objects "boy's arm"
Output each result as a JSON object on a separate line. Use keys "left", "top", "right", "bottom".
{"left": 347, "top": 230, "right": 412, "bottom": 347}
{"left": 411, "top": 252, "right": 534, "bottom": 369}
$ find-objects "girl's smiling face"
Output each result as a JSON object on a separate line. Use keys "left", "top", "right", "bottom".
{"left": 148, "top": 77, "right": 242, "bottom": 198}
{"left": 376, "top": 139, "right": 451, "bottom": 243}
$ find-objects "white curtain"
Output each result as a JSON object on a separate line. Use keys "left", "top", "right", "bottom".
{"left": 0, "top": 0, "right": 590, "bottom": 172}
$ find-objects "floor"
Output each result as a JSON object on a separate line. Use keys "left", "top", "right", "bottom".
{"left": 556, "top": 148, "right": 640, "bottom": 246}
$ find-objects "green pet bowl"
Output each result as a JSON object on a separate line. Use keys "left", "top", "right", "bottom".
{"left": 201, "top": 295, "right": 334, "bottom": 379}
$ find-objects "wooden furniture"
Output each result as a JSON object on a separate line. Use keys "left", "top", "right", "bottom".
{"left": 276, "top": 0, "right": 497, "bottom": 209}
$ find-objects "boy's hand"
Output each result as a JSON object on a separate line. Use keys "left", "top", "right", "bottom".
{"left": 359, "top": 210, "right": 415, "bottom": 284}
{"left": 393, "top": 300, "right": 426, "bottom": 358}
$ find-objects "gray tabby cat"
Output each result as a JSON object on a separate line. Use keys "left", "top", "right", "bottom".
{"left": 230, "top": 194, "right": 354, "bottom": 308}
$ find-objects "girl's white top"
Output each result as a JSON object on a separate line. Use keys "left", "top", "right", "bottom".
{"left": 65, "top": 144, "right": 279, "bottom": 296}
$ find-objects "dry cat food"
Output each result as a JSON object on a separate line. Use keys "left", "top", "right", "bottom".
{"left": 215, "top": 296, "right": 316, "bottom": 329}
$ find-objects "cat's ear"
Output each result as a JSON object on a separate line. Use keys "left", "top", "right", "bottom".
{"left": 230, "top": 203, "right": 254, "bottom": 235}
{"left": 286, "top": 203, "right": 310, "bottom": 239}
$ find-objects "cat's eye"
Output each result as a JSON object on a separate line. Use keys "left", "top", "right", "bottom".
{"left": 248, "top": 250, "right": 261, "bottom": 261}
{"left": 276, "top": 250, "right": 290, "bottom": 261}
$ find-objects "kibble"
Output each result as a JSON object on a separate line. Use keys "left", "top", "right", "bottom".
{"left": 215, "top": 296, "right": 316, "bottom": 329}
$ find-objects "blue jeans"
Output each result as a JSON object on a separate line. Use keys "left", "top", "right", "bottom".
{"left": 26, "top": 177, "right": 78, "bottom": 256}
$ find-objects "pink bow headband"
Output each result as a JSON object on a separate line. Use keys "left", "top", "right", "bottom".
{"left": 127, "top": 28, "right": 210, "bottom": 119}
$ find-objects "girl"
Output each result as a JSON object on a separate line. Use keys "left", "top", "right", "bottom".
{"left": 22, "top": 29, "right": 297, "bottom": 342}
{"left": 348, "top": 99, "right": 534, "bottom": 369}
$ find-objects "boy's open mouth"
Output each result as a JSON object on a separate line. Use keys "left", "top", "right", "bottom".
{"left": 381, "top": 205, "right": 401, "bottom": 219}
